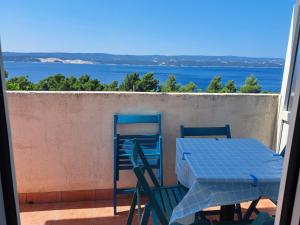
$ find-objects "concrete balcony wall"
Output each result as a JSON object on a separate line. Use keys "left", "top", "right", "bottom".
{"left": 7, "top": 92, "right": 279, "bottom": 194}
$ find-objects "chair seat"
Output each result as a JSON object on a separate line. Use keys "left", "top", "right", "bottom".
{"left": 151, "top": 185, "right": 188, "bottom": 225}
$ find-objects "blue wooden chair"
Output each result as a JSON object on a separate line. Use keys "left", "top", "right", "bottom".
{"left": 113, "top": 113, "right": 163, "bottom": 215}
{"left": 180, "top": 125, "right": 231, "bottom": 138}
{"left": 126, "top": 141, "right": 206, "bottom": 225}
{"left": 251, "top": 213, "right": 274, "bottom": 225}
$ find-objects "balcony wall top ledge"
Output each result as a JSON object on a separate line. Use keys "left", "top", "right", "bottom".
{"left": 6, "top": 90, "right": 280, "bottom": 97}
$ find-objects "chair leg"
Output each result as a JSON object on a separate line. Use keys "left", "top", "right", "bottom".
{"left": 235, "top": 203, "right": 243, "bottom": 221}
{"left": 126, "top": 191, "right": 137, "bottom": 225}
{"left": 160, "top": 160, "right": 163, "bottom": 186}
{"left": 137, "top": 187, "right": 142, "bottom": 223}
{"left": 157, "top": 168, "right": 162, "bottom": 186}
{"left": 140, "top": 204, "right": 152, "bottom": 225}
{"left": 195, "top": 211, "right": 211, "bottom": 224}
{"left": 113, "top": 171, "right": 117, "bottom": 215}
{"left": 243, "top": 197, "right": 261, "bottom": 221}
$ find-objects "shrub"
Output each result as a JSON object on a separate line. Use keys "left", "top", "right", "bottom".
{"left": 206, "top": 76, "right": 222, "bottom": 93}
{"left": 220, "top": 80, "right": 237, "bottom": 93}
{"left": 6, "top": 76, "right": 35, "bottom": 90}
{"left": 159, "top": 75, "right": 181, "bottom": 92}
{"left": 240, "top": 75, "right": 261, "bottom": 93}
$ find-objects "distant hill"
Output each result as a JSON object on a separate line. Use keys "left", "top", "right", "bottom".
{"left": 3, "top": 52, "right": 284, "bottom": 67}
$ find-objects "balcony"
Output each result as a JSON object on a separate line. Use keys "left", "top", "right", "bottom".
{"left": 7, "top": 91, "right": 279, "bottom": 225}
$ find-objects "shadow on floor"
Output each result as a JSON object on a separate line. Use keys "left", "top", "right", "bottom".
{"left": 44, "top": 211, "right": 137, "bottom": 225}
{"left": 20, "top": 199, "right": 276, "bottom": 225}
{"left": 45, "top": 215, "right": 138, "bottom": 225}
{"left": 20, "top": 198, "right": 137, "bottom": 212}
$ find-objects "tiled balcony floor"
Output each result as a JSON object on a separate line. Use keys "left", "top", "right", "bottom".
{"left": 20, "top": 198, "right": 276, "bottom": 225}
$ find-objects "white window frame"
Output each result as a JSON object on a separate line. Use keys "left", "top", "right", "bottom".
{"left": 0, "top": 41, "right": 21, "bottom": 225}
{"left": 275, "top": 1, "right": 300, "bottom": 224}
{"left": 276, "top": 2, "right": 300, "bottom": 153}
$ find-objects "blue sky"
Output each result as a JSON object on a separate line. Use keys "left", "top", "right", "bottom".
{"left": 0, "top": 0, "right": 295, "bottom": 57}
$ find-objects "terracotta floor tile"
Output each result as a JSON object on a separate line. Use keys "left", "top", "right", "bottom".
{"left": 20, "top": 198, "right": 276, "bottom": 225}
{"left": 18, "top": 193, "right": 27, "bottom": 204}
{"left": 61, "top": 190, "right": 96, "bottom": 202}
{"left": 26, "top": 192, "right": 61, "bottom": 204}
{"left": 95, "top": 189, "right": 113, "bottom": 200}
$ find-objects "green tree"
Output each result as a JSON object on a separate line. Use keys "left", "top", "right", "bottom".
{"left": 240, "top": 75, "right": 261, "bottom": 93}
{"left": 103, "top": 80, "right": 119, "bottom": 91}
{"left": 206, "top": 76, "right": 223, "bottom": 93}
{"left": 64, "top": 76, "right": 80, "bottom": 90}
{"left": 35, "top": 74, "right": 67, "bottom": 91}
{"left": 136, "top": 73, "right": 159, "bottom": 92}
{"left": 35, "top": 74, "right": 104, "bottom": 91}
{"left": 3, "top": 72, "right": 266, "bottom": 93}
{"left": 119, "top": 73, "right": 140, "bottom": 91}
{"left": 4, "top": 70, "right": 9, "bottom": 78}
{"left": 77, "top": 74, "right": 103, "bottom": 91}
{"left": 179, "top": 82, "right": 197, "bottom": 92}
{"left": 220, "top": 80, "right": 237, "bottom": 93}
{"left": 160, "top": 75, "right": 181, "bottom": 92}
{"left": 6, "top": 76, "right": 35, "bottom": 90}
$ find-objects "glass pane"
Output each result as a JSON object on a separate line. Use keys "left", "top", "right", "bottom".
{"left": 287, "top": 35, "right": 300, "bottom": 111}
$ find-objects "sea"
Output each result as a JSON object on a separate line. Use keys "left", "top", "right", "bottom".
{"left": 3, "top": 61, "right": 284, "bottom": 92}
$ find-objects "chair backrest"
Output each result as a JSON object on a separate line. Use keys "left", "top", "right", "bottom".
{"left": 180, "top": 124, "right": 231, "bottom": 138}
{"left": 130, "top": 141, "right": 168, "bottom": 225}
{"left": 114, "top": 114, "right": 161, "bottom": 136}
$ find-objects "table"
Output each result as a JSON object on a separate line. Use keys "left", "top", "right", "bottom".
{"left": 170, "top": 138, "right": 283, "bottom": 225}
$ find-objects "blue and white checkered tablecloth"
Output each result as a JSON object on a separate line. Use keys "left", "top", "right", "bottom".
{"left": 170, "top": 138, "right": 283, "bottom": 225}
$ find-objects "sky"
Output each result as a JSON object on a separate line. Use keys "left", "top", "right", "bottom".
{"left": 0, "top": 0, "right": 296, "bottom": 58}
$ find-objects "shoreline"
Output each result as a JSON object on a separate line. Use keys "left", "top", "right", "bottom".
{"left": 3, "top": 60, "right": 284, "bottom": 69}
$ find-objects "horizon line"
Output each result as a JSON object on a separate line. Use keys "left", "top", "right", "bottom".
{"left": 2, "top": 51, "right": 284, "bottom": 60}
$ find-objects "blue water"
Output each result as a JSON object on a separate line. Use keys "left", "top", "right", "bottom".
{"left": 4, "top": 61, "right": 284, "bottom": 92}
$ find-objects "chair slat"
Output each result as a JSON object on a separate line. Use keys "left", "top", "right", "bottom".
{"left": 119, "top": 143, "right": 158, "bottom": 149}
{"left": 119, "top": 134, "right": 159, "bottom": 138}
{"left": 119, "top": 164, "right": 160, "bottom": 170}
{"left": 154, "top": 190, "right": 167, "bottom": 221}
{"left": 151, "top": 211, "right": 159, "bottom": 225}
{"left": 160, "top": 189, "right": 172, "bottom": 218}
{"left": 118, "top": 158, "right": 159, "bottom": 163}
{"left": 116, "top": 114, "right": 160, "bottom": 124}
{"left": 180, "top": 124, "right": 231, "bottom": 138}
{"left": 118, "top": 145, "right": 158, "bottom": 151}
{"left": 118, "top": 154, "right": 160, "bottom": 159}
{"left": 119, "top": 138, "right": 159, "bottom": 144}
{"left": 173, "top": 187, "right": 184, "bottom": 203}
{"left": 118, "top": 148, "right": 159, "bottom": 153}
{"left": 166, "top": 188, "right": 177, "bottom": 209}
{"left": 179, "top": 186, "right": 188, "bottom": 196}
{"left": 118, "top": 165, "right": 133, "bottom": 170}
{"left": 119, "top": 146, "right": 159, "bottom": 151}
